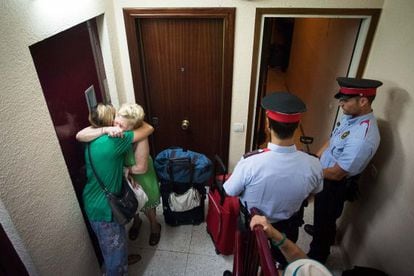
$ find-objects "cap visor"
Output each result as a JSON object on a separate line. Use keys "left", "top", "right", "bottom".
{"left": 334, "top": 92, "right": 358, "bottom": 100}
{"left": 334, "top": 92, "right": 343, "bottom": 99}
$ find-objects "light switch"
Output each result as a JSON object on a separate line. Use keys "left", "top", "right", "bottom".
{"left": 233, "top": 123, "right": 245, "bottom": 132}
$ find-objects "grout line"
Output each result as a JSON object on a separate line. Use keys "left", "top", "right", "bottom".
{"left": 183, "top": 225, "right": 193, "bottom": 276}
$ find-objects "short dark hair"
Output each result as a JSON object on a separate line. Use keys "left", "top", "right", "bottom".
{"left": 365, "top": 95, "right": 376, "bottom": 104}
{"left": 268, "top": 119, "right": 298, "bottom": 139}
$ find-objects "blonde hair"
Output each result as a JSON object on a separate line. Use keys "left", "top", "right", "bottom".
{"left": 88, "top": 103, "right": 116, "bottom": 127}
{"left": 118, "top": 103, "right": 145, "bottom": 129}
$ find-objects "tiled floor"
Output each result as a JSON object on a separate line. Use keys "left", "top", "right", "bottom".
{"left": 127, "top": 196, "right": 346, "bottom": 275}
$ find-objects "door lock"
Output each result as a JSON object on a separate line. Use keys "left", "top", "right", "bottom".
{"left": 152, "top": 117, "right": 159, "bottom": 127}
{"left": 181, "top": 119, "right": 190, "bottom": 130}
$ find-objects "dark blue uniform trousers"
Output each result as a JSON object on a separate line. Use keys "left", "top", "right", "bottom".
{"left": 308, "top": 179, "right": 347, "bottom": 263}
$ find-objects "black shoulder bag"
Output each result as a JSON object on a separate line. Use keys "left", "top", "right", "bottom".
{"left": 87, "top": 144, "right": 138, "bottom": 225}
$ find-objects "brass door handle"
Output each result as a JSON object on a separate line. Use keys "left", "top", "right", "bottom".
{"left": 181, "top": 119, "right": 190, "bottom": 130}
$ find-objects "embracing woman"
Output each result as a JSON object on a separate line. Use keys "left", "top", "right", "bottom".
{"left": 76, "top": 103, "right": 153, "bottom": 275}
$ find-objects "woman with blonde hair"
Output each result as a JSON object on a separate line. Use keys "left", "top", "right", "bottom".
{"left": 77, "top": 103, "right": 153, "bottom": 275}
{"left": 116, "top": 103, "right": 161, "bottom": 246}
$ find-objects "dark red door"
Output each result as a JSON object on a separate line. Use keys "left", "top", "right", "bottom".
{"left": 0, "top": 223, "right": 29, "bottom": 276}
{"left": 29, "top": 19, "right": 105, "bottom": 263}
{"left": 30, "top": 20, "right": 105, "bottom": 201}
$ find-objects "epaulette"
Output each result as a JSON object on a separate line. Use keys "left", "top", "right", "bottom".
{"left": 243, "top": 148, "right": 270, "bottom": 159}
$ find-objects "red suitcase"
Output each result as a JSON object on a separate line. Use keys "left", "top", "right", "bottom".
{"left": 206, "top": 155, "right": 240, "bottom": 255}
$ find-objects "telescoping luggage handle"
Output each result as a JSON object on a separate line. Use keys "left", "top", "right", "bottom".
{"left": 213, "top": 154, "right": 228, "bottom": 205}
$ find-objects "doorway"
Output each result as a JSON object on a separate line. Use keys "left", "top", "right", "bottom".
{"left": 247, "top": 8, "right": 381, "bottom": 153}
{"left": 123, "top": 8, "right": 235, "bottom": 165}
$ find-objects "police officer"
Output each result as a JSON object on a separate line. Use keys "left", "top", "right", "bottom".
{"left": 224, "top": 92, "right": 323, "bottom": 268}
{"left": 305, "top": 77, "right": 383, "bottom": 263}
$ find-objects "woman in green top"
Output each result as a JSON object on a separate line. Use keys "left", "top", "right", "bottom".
{"left": 77, "top": 103, "right": 162, "bottom": 245}
{"left": 76, "top": 104, "right": 153, "bottom": 275}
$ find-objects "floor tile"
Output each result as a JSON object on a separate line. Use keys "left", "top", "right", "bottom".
{"left": 188, "top": 222, "right": 218, "bottom": 256}
{"left": 128, "top": 248, "right": 188, "bottom": 276}
{"left": 185, "top": 253, "right": 233, "bottom": 276}
{"left": 129, "top": 206, "right": 193, "bottom": 253}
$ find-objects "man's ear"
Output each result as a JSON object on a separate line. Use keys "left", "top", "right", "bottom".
{"left": 359, "top": 96, "right": 370, "bottom": 107}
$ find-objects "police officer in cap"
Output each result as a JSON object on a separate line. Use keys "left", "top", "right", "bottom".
{"left": 224, "top": 92, "right": 323, "bottom": 268}
{"left": 305, "top": 77, "right": 382, "bottom": 263}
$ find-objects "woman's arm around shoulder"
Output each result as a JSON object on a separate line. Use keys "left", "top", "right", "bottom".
{"left": 76, "top": 126, "right": 123, "bottom": 142}
{"left": 132, "top": 122, "right": 154, "bottom": 143}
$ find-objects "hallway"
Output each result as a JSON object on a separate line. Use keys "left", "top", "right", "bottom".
{"left": 127, "top": 196, "right": 346, "bottom": 275}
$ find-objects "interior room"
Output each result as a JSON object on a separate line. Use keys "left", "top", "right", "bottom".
{"left": 1, "top": 0, "right": 413, "bottom": 275}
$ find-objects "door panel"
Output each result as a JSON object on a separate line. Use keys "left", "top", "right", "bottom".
{"left": 137, "top": 16, "right": 229, "bottom": 162}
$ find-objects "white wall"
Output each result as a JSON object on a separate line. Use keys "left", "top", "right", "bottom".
{"left": 339, "top": 0, "right": 414, "bottom": 275}
{"left": 0, "top": 0, "right": 107, "bottom": 274}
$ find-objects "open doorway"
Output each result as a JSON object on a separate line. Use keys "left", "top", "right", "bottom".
{"left": 247, "top": 9, "right": 381, "bottom": 154}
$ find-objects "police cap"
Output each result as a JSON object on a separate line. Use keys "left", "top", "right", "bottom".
{"left": 261, "top": 92, "right": 306, "bottom": 123}
{"left": 334, "top": 77, "right": 383, "bottom": 100}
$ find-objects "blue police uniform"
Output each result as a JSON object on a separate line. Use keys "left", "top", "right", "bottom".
{"left": 224, "top": 142, "right": 323, "bottom": 223}
{"left": 320, "top": 112, "right": 380, "bottom": 176}
{"left": 232, "top": 91, "right": 322, "bottom": 268}
{"left": 308, "top": 77, "right": 382, "bottom": 263}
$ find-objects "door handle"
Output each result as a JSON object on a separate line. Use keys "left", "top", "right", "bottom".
{"left": 181, "top": 119, "right": 190, "bottom": 130}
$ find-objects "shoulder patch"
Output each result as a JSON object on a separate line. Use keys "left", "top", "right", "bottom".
{"left": 243, "top": 148, "right": 270, "bottom": 159}
{"left": 360, "top": 119, "right": 370, "bottom": 138}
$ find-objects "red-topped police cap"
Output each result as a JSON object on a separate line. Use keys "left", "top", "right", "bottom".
{"left": 261, "top": 92, "right": 306, "bottom": 123}
{"left": 334, "top": 77, "right": 383, "bottom": 100}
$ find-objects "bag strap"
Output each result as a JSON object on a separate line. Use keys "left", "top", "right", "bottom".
{"left": 87, "top": 143, "right": 110, "bottom": 196}
{"left": 213, "top": 154, "right": 227, "bottom": 205}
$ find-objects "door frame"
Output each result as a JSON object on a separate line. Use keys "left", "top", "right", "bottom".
{"left": 246, "top": 8, "right": 381, "bottom": 152}
{"left": 123, "top": 8, "right": 235, "bottom": 164}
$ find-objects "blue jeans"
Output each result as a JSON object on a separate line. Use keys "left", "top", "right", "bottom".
{"left": 90, "top": 221, "right": 128, "bottom": 276}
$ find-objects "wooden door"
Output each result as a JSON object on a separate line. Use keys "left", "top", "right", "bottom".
{"left": 124, "top": 9, "right": 234, "bottom": 165}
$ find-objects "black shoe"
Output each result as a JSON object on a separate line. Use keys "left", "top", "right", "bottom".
{"left": 304, "top": 224, "right": 314, "bottom": 236}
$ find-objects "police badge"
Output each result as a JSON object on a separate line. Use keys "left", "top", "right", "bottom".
{"left": 341, "top": 131, "right": 350, "bottom": 139}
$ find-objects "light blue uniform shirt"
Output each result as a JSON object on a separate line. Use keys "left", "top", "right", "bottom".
{"left": 320, "top": 112, "right": 380, "bottom": 177}
{"left": 224, "top": 143, "right": 323, "bottom": 223}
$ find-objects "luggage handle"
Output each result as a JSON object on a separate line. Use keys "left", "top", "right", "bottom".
{"left": 213, "top": 155, "right": 227, "bottom": 205}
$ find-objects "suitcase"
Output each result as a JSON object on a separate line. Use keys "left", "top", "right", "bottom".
{"left": 206, "top": 155, "right": 240, "bottom": 255}
{"left": 160, "top": 180, "right": 206, "bottom": 226}
{"left": 156, "top": 148, "right": 211, "bottom": 226}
